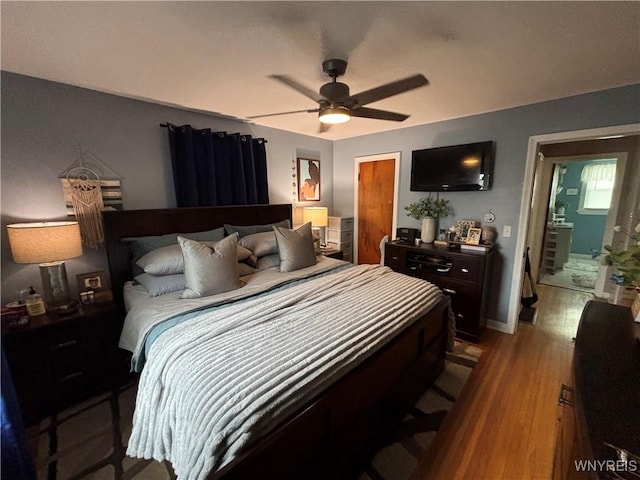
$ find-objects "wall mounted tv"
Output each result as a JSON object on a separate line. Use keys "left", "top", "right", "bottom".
{"left": 410, "top": 141, "right": 494, "bottom": 191}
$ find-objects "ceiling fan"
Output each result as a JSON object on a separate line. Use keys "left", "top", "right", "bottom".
{"left": 248, "top": 59, "right": 429, "bottom": 130}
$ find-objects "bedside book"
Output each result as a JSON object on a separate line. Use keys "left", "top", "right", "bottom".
{"left": 460, "top": 243, "right": 492, "bottom": 252}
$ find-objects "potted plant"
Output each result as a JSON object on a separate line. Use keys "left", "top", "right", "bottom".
{"left": 600, "top": 223, "right": 640, "bottom": 321}
{"left": 405, "top": 196, "right": 451, "bottom": 243}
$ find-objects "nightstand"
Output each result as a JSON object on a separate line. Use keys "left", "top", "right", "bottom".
{"left": 1, "top": 301, "right": 130, "bottom": 426}
{"left": 321, "top": 248, "right": 344, "bottom": 260}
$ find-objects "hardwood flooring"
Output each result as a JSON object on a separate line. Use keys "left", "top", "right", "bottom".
{"left": 413, "top": 283, "right": 595, "bottom": 480}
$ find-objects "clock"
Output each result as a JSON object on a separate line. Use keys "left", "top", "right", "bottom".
{"left": 483, "top": 210, "right": 496, "bottom": 223}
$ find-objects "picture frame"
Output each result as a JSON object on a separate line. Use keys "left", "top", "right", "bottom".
{"left": 297, "top": 158, "right": 321, "bottom": 201}
{"left": 76, "top": 270, "right": 113, "bottom": 303}
{"left": 455, "top": 219, "right": 479, "bottom": 241}
{"left": 466, "top": 227, "right": 482, "bottom": 245}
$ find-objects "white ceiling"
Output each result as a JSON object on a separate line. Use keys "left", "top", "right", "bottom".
{"left": 2, "top": 1, "right": 639, "bottom": 140}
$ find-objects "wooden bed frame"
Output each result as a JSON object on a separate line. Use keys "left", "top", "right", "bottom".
{"left": 102, "top": 204, "right": 450, "bottom": 479}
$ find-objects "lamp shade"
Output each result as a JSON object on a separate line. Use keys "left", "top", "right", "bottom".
{"left": 302, "top": 207, "right": 328, "bottom": 227}
{"left": 7, "top": 222, "right": 83, "bottom": 264}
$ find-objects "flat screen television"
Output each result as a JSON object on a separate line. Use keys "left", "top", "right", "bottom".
{"left": 410, "top": 141, "right": 494, "bottom": 191}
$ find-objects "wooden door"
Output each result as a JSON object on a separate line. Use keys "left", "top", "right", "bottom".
{"left": 357, "top": 158, "right": 395, "bottom": 264}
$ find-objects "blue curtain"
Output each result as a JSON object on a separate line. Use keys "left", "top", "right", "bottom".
{"left": 167, "top": 124, "right": 269, "bottom": 207}
{"left": 1, "top": 346, "right": 37, "bottom": 480}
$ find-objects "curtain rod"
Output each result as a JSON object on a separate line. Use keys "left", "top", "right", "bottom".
{"left": 159, "top": 123, "right": 267, "bottom": 142}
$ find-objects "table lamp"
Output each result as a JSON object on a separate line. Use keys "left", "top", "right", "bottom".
{"left": 302, "top": 207, "right": 328, "bottom": 247}
{"left": 7, "top": 221, "right": 83, "bottom": 311}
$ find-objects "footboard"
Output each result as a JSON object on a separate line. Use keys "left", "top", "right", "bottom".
{"left": 210, "top": 296, "right": 450, "bottom": 480}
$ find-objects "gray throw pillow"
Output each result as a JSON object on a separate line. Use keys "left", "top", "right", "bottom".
{"left": 255, "top": 253, "right": 281, "bottom": 270}
{"left": 135, "top": 273, "right": 186, "bottom": 297}
{"left": 273, "top": 222, "right": 317, "bottom": 272}
{"left": 224, "top": 219, "right": 290, "bottom": 238}
{"left": 124, "top": 227, "right": 225, "bottom": 276}
{"left": 137, "top": 243, "right": 254, "bottom": 276}
{"left": 238, "top": 231, "right": 278, "bottom": 259}
{"left": 178, "top": 233, "right": 243, "bottom": 299}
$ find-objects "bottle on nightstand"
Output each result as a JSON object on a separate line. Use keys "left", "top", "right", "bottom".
{"left": 25, "top": 286, "right": 46, "bottom": 316}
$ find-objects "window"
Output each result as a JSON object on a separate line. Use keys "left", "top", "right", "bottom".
{"left": 578, "top": 161, "right": 616, "bottom": 214}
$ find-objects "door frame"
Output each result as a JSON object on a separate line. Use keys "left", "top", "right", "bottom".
{"left": 508, "top": 123, "right": 640, "bottom": 335}
{"left": 353, "top": 152, "right": 401, "bottom": 264}
{"left": 530, "top": 153, "right": 627, "bottom": 298}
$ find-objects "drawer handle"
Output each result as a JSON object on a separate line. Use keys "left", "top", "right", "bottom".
{"left": 53, "top": 339, "right": 78, "bottom": 349}
{"left": 436, "top": 266, "right": 451, "bottom": 273}
{"left": 442, "top": 288, "right": 457, "bottom": 295}
{"left": 57, "top": 371, "right": 84, "bottom": 384}
{"left": 456, "top": 313, "right": 465, "bottom": 319}
{"left": 391, "top": 256, "right": 399, "bottom": 260}
{"left": 461, "top": 268, "right": 469, "bottom": 273}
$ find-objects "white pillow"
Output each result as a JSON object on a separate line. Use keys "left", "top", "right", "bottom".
{"left": 179, "top": 234, "right": 243, "bottom": 299}
{"left": 137, "top": 242, "right": 253, "bottom": 276}
{"left": 273, "top": 222, "right": 317, "bottom": 272}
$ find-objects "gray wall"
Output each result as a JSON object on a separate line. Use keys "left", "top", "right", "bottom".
{"left": 1, "top": 72, "right": 333, "bottom": 303}
{"left": 2, "top": 71, "right": 639, "bottom": 325}
{"left": 332, "top": 84, "right": 640, "bottom": 324}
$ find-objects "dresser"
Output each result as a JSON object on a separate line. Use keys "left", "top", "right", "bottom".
{"left": 553, "top": 301, "right": 640, "bottom": 479}
{"left": 327, "top": 216, "right": 354, "bottom": 263}
{"left": 384, "top": 241, "right": 493, "bottom": 342}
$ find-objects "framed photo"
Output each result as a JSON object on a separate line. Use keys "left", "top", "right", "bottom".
{"left": 455, "top": 220, "right": 479, "bottom": 241}
{"left": 76, "top": 270, "right": 113, "bottom": 303}
{"left": 466, "top": 227, "right": 482, "bottom": 245}
{"left": 297, "top": 158, "right": 320, "bottom": 201}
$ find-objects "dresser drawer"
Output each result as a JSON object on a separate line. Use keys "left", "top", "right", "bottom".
{"left": 327, "top": 241, "right": 352, "bottom": 255}
{"left": 327, "top": 229, "right": 353, "bottom": 243}
{"left": 451, "top": 257, "right": 483, "bottom": 282}
{"left": 328, "top": 216, "right": 354, "bottom": 231}
{"left": 384, "top": 245, "right": 407, "bottom": 271}
{"left": 436, "top": 279, "right": 483, "bottom": 337}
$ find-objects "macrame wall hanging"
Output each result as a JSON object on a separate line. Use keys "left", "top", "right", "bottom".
{"left": 59, "top": 147, "right": 123, "bottom": 248}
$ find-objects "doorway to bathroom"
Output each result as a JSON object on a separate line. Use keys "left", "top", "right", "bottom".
{"left": 524, "top": 136, "right": 634, "bottom": 301}
{"left": 537, "top": 156, "right": 623, "bottom": 294}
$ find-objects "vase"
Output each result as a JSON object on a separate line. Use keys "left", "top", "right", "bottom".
{"left": 421, "top": 217, "right": 437, "bottom": 244}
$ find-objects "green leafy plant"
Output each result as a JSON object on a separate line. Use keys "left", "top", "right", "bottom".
{"left": 405, "top": 196, "right": 451, "bottom": 220}
{"left": 600, "top": 223, "right": 640, "bottom": 290}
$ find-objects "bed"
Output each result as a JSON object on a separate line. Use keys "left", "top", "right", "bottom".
{"left": 103, "top": 204, "right": 452, "bottom": 480}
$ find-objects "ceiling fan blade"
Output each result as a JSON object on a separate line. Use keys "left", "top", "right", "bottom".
{"left": 347, "top": 74, "right": 428, "bottom": 108}
{"left": 350, "top": 107, "right": 409, "bottom": 122}
{"left": 247, "top": 108, "right": 319, "bottom": 120}
{"left": 270, "top": 74, "right": 322, "bottom": 103}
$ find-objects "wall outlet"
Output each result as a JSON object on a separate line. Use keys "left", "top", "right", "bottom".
{"left": 503, "top": 225, "right": 512, "bottom": 237}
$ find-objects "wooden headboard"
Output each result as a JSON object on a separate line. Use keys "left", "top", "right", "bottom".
{"left": 103, "top": 204, "right": 292, "bottom": 313}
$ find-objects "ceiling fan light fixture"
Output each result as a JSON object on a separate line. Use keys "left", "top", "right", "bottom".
{"left": 318, "top": 106, "right": 351, "bottom": 125}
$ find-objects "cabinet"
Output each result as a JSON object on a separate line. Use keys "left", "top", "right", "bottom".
{"left": 2, "top": 302, "right": 130, "bottom": 426}
{"left": 543, "top": 224, "right": 573, "bottom": 273}
{"left": 327, "top": 216, "right": 354, "bottom": 262}
{"left": 384, "top": 241, "right": 493, "bottom": 342}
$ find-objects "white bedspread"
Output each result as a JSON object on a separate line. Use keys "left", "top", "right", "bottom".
{"left": 126, "top": 263, "right": 444, "bottom": 480}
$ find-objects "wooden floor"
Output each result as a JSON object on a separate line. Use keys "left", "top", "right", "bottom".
{"left": 413, "top": 283, "right": 595, "bottom": 480}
